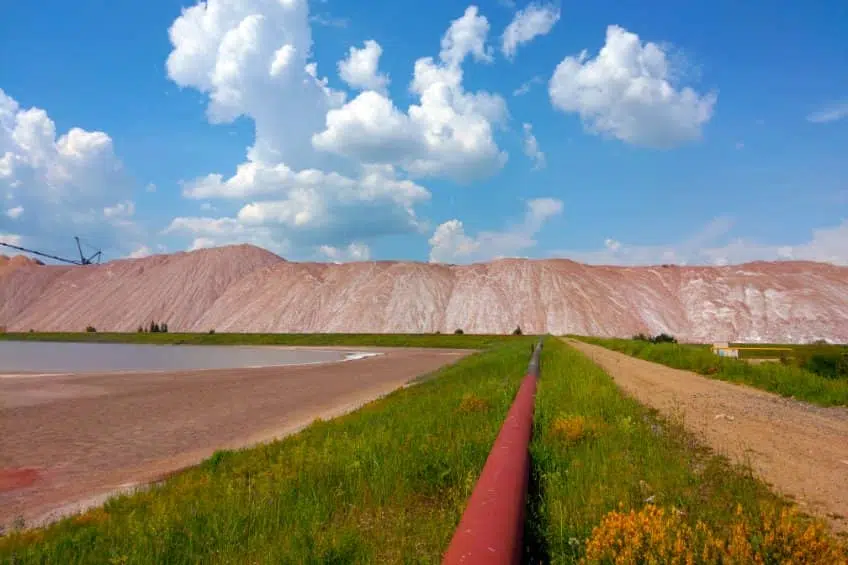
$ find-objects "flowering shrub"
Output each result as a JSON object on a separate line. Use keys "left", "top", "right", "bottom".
{"left": 550, "top": 415, "right": 604, "bottom": 445}
{"left": 582, "top": 504, "right": 847, "bottom": 564}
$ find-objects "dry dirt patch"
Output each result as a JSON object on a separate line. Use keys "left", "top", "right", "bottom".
{"left": 567, "top": 338, "right": 848, "bottom": 532}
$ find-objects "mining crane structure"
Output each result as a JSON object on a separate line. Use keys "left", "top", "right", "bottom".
{"left": 0, "top": 237, "right": 102, "bottom": 266}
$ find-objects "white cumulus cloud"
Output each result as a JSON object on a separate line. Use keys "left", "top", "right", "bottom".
{"left": 338, "top": 40, "right": 390, "bottom": 93}
{"left": 178, "top": 163, "right": 429, "bottom": 249}
{"left": 0, "top": 233, "right": 23, "bottom": 247}
{"left": 128, "top": 245, "right": 153, "bottom": 259}
{"left": 557, "top": 218, "right": 848, "bottom": 266}
{"left": 522, "top": 123, "right": 546, "bottom": 170}
{"left": 319, "top": 242, "right": 371, "bottom": 262}
{"left": 549, "top": 25, "right": 717, "bottom": 147}
{"left": 502, "top": 3, "right": 560, "bottom": 59}
{"left": 429, "top": 197, "right": 562, "bottom": 263}
{"left": 103, "top": 200, "right": 135, "bottom": 219}
{"left": 312, "top": 5, "right": 508, "bottom": 183}
{"left": 0, "top": 88, "right": 135, "bottom": 252}
{"left": 166, "top": 0, "right": 345, "bottom": 169}
{"left": 164, "top": 216, "right": 286, "bottom": 255}
{"left": 440, "top": 6, "right": 494, "bottom": 66}
{"left": 165, "top": 0, "right": 443, "bottom": 255}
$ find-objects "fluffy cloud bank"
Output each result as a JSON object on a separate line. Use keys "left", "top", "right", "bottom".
{"left": 549, "top": 25, "right": 717, "bottom": 147}
{"left": 312, "top": 6, "right": 508, "bottom": 183}
{"left": 560, "top": 218, "right": 848, "bottom": 266}
{"left": 0, "top": 88, "right": 137, "bottom": 253}
{"left": 429, "top": 197, "right": 562, "bottom": 263}
{"left": 165, "top": 0, "right": 432, "bottom": 255}
{"left": 164, "top": 2, "right": 514, "bottom": 257}
{"left": 319, "top": 242, "right": 371, "bottom": 262}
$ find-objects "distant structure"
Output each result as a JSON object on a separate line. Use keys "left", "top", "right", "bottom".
{"left": 712, "top": 343, "right": 794, "bottom": 359}
{"left": 0, "top": 237, "right": 101, "bottom": 266}
{"left": 712, "top": 342, "right": 739, "bottom": 358}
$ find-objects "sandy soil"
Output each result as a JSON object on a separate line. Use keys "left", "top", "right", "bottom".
{"left": 567, "top": 339, "right": 848, "bottom": 532}
{"left": 0, "top": 347, "right": 469, "bottom": 529}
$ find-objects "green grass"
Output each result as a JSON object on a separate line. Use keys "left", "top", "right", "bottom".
{"left": 0, "top": 338, "right": 536, "bottom": 563}
{"left": 0, "top": 332, "right": 521, "bottom": 349}
{"left": 3, "top": 336, "right": 845, "bottom": 563}
{"left": 530, "top": 340, "right": 843, "bottom": 562}
{"left": 576, "top": 336, "right": 848, "bottom": 407}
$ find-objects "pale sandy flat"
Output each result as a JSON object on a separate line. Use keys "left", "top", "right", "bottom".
{"left": 567, "top": 338, "right": 848, "bottom": 532}
{"left": 0, "top": 347, "right": 469, "bottom": 529}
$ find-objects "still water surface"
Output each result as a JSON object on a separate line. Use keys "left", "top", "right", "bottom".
{"left": 0, "top": 341, "right": 353, "bottom": 374}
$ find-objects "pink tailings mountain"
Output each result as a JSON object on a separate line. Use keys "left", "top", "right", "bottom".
{"left": 1, "top": 244, "right": 846, "bottom": 343}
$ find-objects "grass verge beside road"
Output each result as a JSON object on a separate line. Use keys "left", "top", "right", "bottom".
{"left": 575, "top": 336, "right": 848, "bottom": 407}
{"left": 529, "top": 339, "right": 846, "bottom": 563}
{"left": 1, "top": 338, "right": 534, "bottom": 563}
{"left": 0, "top": 332, "right": 517, "bottom": 349}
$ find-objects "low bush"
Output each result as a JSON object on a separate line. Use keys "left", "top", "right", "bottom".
{"left": 632, "top": 332, "right": 677, "bottom": 344}
{"left": 798, "top": 351, "right": 848, "bottom": 380}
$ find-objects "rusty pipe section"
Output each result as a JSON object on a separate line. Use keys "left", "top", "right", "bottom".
{"left": 442, "top": 339, "right": 543, "bottom": 565}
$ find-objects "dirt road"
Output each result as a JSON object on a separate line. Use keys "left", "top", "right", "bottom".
{"left": 567, "top": 339, "right": 848, "bottom": 532}
{"left": 0, "top": 347, "right": 469, "bottom": 529}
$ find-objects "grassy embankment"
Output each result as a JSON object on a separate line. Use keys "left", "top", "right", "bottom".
{"left": 3, "top": 336, "right": 845, "bottom": 562}
{"left": 530, "top": 339, "right": 846, "bottom": 563}
{"left": 576, "top": 336, "right": 848, "bottom": 407}
{"left": 0, "top": 337, "right": 536, "bottom": 563}
{"left": 0, "top": 332, "right": 517, "bottom": 349}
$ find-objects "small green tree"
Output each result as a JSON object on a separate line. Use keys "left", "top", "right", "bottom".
{"left": 512, "top": 326, "right": 523, "bottom": 336}
{"left": 208, "top": 329, "right": 216, "bottom": 335}
{"left": 454, "top": 328, "right": 464, "bottom": 335}
{"left": 137, "top": 325, "right": 144, "bottom": 333}
{"left": 652, "top": 333, "right": 677, "bottom": 344}
{"left": 85, "top": 326, "right": 97, "bottom": 333}
{"left": 161, "top": 322, "right": 169, "bottom": 333}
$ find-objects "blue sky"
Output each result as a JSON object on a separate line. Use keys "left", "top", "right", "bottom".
{"left": 1, "top": 0, "right": 846, "bottom": 265}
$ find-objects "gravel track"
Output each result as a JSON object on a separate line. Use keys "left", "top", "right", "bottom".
{"left": 568, "top": 338, "right": 848, "bottom": 532}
